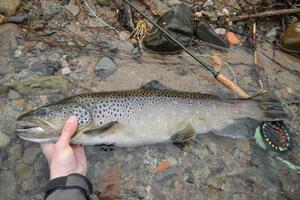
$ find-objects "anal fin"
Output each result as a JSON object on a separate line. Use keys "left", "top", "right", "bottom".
{"left": 171, "top": 124, "right": 196, "bottom": 143}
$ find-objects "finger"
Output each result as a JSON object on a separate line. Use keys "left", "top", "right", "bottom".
{"left": 73, "top": 145, "right": 86, "bottom": 159}
{"left": 73, "top": 145, "right": 87, "bottom": 174}
{"left": 73, "top": 145, "right": 87, "bottom": 163}
{"left": 56, "top": 116, "right": 78, "bottom": 147}
{"left": 41, "top": 143, "right": 55, "bottom": 162}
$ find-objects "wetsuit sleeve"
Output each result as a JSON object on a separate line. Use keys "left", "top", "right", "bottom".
{"left": 45, "top": 173, "right": 98, "bottom": 200}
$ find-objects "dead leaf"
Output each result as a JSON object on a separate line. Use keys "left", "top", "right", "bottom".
{"left": 96, "top": 164, "right": 122, "bottom": 200}
{"left": 154, "top": 160, "right": 170, "bottom": 173}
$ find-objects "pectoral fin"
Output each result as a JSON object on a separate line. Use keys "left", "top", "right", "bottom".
{"left": 171, "top": 124, "right": 196, "bottom": 143}
{"left": 84, "top": 121, "right": 119, "bottom": 135}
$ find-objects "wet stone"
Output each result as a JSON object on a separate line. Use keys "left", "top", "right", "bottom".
{"left": 11, "top": 99, "right": 25, "bottom": 111}
{"left": 167, "top": 157, "right": 178, "bottom": 167}
{"left": 155, "top": 167, "right": 177, "bottom": 183}
{"left": 9, "top": 144, "right": 22, "bottom": 160}
{"left": 0, "top": 131, "right": 10, "bottom": 149}
{"left": 84, "top": 44, "right": 97, "bottom": 50}
{"left": 0, "top": 170, "right": 16, "bottom": 199}
{"left": 265, "top": 27, "right": 278, "bottom": 43}
{"left": 143, "top": 4, "right": 194, "bottom": 53}
{"left": 29, "top": 60, "right": 61, "bottom": 75}
{"left": 61, "top": 66, "right": 71, "bottom": 75}
{"left": 22, "top": 147, "right": 40, "bottom": 164}
{"left": 175, "top": 67, "right": 188, "bottom": 76}
{"left": 94, "top": 57, "right": 118, "bottom": 79}
{"left": 184, "top": 168, "right": 195, "bottom": 184}
{"left": 167, "top": 0, "right": 181, "bottom": 6}
{"left": 18, "top": 195, "right": 31, "bottom": 200}
{"left": 0, "top": 0, "right": 21, "bottom": 16}
{"left": 0, "top": 64, "right": 11, "bottom": 75}
{"left": 14, "top": 49, "right": 22, "bottom": 57}
{"left": 280, "top": 22, "right": 300, "bottom": 53}
{"left": 8, "top": 89, "right": 21, "bottom": 100}
{"left": 131, "top": 47, "right": 140, "bottom": 58}
{"left": 47, "top": 93, "right": 65, "bottom": 103}
{"left": 203, "top": 0, "right": 214, "bottom": 7}
{"left": 206, "top": 141, "right": 218, "bottom": 154}
{"left": 10, "top": 37, "right": 18, "bottom": 51}
{"left": 236, "top": 139, "right": 250, "bottom": 152}
{"left": 0, "top": 24, "right": 23, "bottom": 58}
{"left": 65, "top": 4, "right": 79, "bottom": 16}
{"left": 12, "top": 58, "right": 27, "bottom": 70}
{"left": 195, "top": 164, "right": 210, "bottom": 178}
{"left": 214, "top": 28, "right": 227, "bottom": 35}
{"left": 40, "top": 0, "right": 63, "bottom": 21}
{"left": 16, "top": 164, "right": 33, "bottom": 179}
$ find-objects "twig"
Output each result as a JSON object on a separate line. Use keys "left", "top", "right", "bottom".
{"left": 124, "top": 0, "right": 250, "bottom": 98}
{"left": 260, "top": 51, "right": 300, "bottom": 76}
{"left": 82, "top": 0, "right": 133, "bottom": 48}
{"left": 231, "top": 8, "right": 300, "bottom": 21}
{"left": 253, "top": 22, "right": 258, "bottom": 65}
{"left": 223, "top": 62, "right": 237, "bottom": 84}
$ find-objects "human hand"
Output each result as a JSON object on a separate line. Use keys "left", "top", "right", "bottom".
{"left": 41, "top": 116, "right": 87, "bottom": 180}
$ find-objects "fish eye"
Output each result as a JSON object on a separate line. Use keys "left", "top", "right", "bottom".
{"left": 36, "top": 108, "right": 48, "bottom": 115}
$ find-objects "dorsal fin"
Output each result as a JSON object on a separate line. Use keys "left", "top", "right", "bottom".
{"left": 140, "top": 80, "right": 174, "bottom": 91}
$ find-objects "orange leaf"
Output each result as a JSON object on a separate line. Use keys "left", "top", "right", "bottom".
{"left": 226, "top": 32, "right": 241, "bottom": 45}
{"left": 154, "top": 160, "right": 170, "bottom": 173}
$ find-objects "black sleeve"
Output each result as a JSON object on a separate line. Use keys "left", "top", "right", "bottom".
{"left": 45, "top": 173, "right": 98, "bottom": 200}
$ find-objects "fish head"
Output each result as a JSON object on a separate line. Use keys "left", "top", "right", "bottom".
{"left": 16, "top": 100, "right": 93, "bottom": 143}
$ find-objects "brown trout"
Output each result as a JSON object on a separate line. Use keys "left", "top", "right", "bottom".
{"left": 16, "top": 88, "right": 287, "bottom": 147}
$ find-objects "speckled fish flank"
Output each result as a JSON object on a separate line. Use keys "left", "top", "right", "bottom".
{"left": 16, "top": 89, "right": 287, "bottom": 146}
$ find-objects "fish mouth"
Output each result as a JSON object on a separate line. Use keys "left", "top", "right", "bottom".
{"left": 16, "top": 118, "right": 58, "bottom": 143}
{"left": 17, "top": 120, "right": 40, "bottom": 130}
{"left": 17, "top": 132, "right": 59, "bottom": 143}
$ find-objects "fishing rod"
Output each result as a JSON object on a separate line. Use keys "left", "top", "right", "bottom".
{"left": 123, "top": 0, "right": 250, "bottom": 98}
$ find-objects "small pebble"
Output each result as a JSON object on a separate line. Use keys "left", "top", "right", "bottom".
{"left": 221, "top": 8, "right": 230, "bottom": 17}
{"left": 9, "top": 144, "right": 22, "bottom": 160}
{"left": 287, "top": 87, "right": 293, "bottom": 94}
{"left": 16, "top": 164, "right": 33, "bottom": 179}
{"left": 94, "top": 56, "right": 118, "bottom": 79}
{"left": 236, "top": 139, "right": 250, "bottom": 152}
{"left": 8, "top": 89, "right": 21, "bottom": 100}
{"left": 0, "top": 131, "right": 10, "bottom": 149}
{"left": 14, "top": 49, "right": 22, "bottom": 57}
{"left": 84, "top": 44, "right": 97, "bottom": 50}
{"left": 203, "top": 0, "right": 214, "bottom": 7}
{"left": 22, "top": 147, "right": 40, "bottom": 164}
{"left": 0, "top": 170, "right": 16, "bottom": 199}
{"left": 214, "top": 28, "right": 226, "bottom": 35}
{"left": 265, "top": 27, "right": 278, "bottom": 43}
{"left": 65, "top": 4, "right": 79, "bottom": 16}
{"left": 175, "top": 67, "right": 188, "bottom": 76}
{"left": 226, "top": 32, "right": 240, "bottom": 45}
{"left": 194, "top": 12, "right": 202, "bottom": 20}
{"left": 61, "top": 66, "right": 71, "bottom": 75}
{"left": 155, "top": 167, "right": 177, "bottom": 182}
{"left": 167, "top": 157, "right": 178, "bottom": 166}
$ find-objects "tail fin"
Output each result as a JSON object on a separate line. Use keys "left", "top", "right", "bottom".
{"left": 250, "top": 92, "right": 288, "bottom": 121}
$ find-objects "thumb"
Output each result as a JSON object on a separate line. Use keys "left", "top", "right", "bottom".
{"left": 56, "top": 116, "right": 78, "bottom": 147}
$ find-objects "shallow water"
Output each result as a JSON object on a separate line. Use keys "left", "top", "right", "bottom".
{"left": 0, "top": 33, "right": 300, "bottom": 200}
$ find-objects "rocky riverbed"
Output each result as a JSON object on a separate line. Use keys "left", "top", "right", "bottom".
{"left": 0, "top": 0, "right": 300, "bottom": 199}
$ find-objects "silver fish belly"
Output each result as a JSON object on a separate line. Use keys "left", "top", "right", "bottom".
{"left": 71, "top": 90, "right": 248, "bottom": 146}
